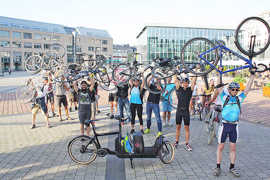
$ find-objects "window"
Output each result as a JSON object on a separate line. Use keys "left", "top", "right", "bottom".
{"left": 0, "top": 41, "right": 10, "bottom": 47}
{"left": 24, "top": 42, "right": 32, "bottom": 48}
{"left": 102, "top": 40, "right": 108, "bottom": 45}
{"left": 34, "top": 43, "right": 42, "bottom": 49}
{"left": 67, "top": 45, "right": 73, "bottom": 52}
{"left": 23, "top": 33, "right": 32, "bottom": 39}
{"left": 88, "top": 46, "right": 95, "bottom": 51}
{"left": 52, "top": 35, "right": 60, "bottom": 40}
{"left": 43, "top": 35, "right": 50, "bottom": 40}
{"left": 44, "top": 44, "right": 50, "bottom": 49}
{"left": 103, "top": 47, "right": 107, "bottom": 52}
{"left": 34, "top": 33, "right": 42, "bottom": 40}
{"left": 13, "top": 52, "right": 22, "bottom": 63}
{"left": 13, "top": 32, "right": 21, "bottom": 39}
{"left": 0, "top": 30, "right": 9, "bottom": 38}
{"left": 12, "top": 41, "right": 21, "bottom": 48}
{"left": 67, "top": 54, "right": 73, "bottom": 63}
{"left": 24, "top": 52, "right": 32, "bottom": 59}
{"left": 76, "top": 46, "right": 81, "bottom": 52}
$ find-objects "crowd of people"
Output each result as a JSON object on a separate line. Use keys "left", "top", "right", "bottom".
{"left": 27, "top": 67, "right": 257, "bottom": 177}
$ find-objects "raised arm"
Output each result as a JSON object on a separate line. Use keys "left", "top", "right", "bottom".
{"left": 244, "top": 69, "right": 256, "bottom": 96}
{"left": 173, "top": 75, "right": 180, "bottom": 90}
{"left": 89, "top": 77, "right": 95, "bottom": 92}
{"left": 191, "top": 76, "right": 197, "bottom": 91}
{"left": 73, "top": 80, "right": 79, "bottom": 93}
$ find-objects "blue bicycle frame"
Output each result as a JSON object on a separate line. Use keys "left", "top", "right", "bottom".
{"left": 199, "top": 43, "right": 253, "bottom": 75}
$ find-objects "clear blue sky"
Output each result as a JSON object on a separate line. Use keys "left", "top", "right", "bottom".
{"left": 1, "top": 0, "right": 269, "bottom": 45}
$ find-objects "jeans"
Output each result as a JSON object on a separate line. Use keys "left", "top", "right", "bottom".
{"left": 146, "top": 102, "right": 162, "bottom": 132}
{"left": 118, "top": 97, "right": 131, "bottom": 121}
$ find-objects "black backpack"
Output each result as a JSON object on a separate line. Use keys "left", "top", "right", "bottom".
{"left": 223, "top": 95, "right": 241, "bottom": 113}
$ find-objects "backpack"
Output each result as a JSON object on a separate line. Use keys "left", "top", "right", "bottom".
{"left": 223, "top": 95, "right": 241, "bottom": 113}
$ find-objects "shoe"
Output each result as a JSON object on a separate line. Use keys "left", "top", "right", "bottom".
{"left": 31, "top": 124, "right": 36, "bottom": 129}
{"left": 52, "top": 112, "right": 56, "bottom": 117}
{"left": 67, "top": 117, "right": 73, "bottom": 120}
{"left": 69, "top": 107, "right": 72, "bottom": 112}
{"left": 174, "top": 141, "right": 179, "bottom": 149}
{"left": 75, "top": 106, "right": 78, "bottom": 111}
{"left": 130, "top": 129, "right": 135, "bottom": 134}
{"left": 144, "top": 128, "right": 150, "bottom": 134}
{"left": 110, "top": 115, "right": 114, "bottom": 119}
{"left": 140, "top": 129, "right": 144, "bottom": 134}
{"left": 59, "top": 118, "right": 64, "bottom": 122}
{"left": 97, "top": 110, "right": 101, "bottom": 114}
{"left": 185, "top": 143, "right": 192, "bottom": 151}
{"left": 213, "top": 167, "right": 221, "bottom": 176}
{"left": 156, "top": 131, "right": 162, "bottom": 137}
{"left": 230, "top": 168, "right": 240, "bottom": 177}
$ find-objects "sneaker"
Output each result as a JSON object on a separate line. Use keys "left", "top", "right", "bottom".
{"left": 31, "top": 124, "right": 36, "bottom": 129}
{"left": 144, "top": 128, "right": 150, "bottom": 134}
{"left": 140, "top": 129, "right": 144, "bottom": 134}
{"left": 59, "top": 118, "right": 64, "bottom": 122}
{"left": 52, "top": 112, "right": 56, "bottom": 117}
{"left": 66, "top": 117, "right": 73, "bottom": 120}
{"left": 75, "top": 106, "right": 78, "bottom": 111}
{"left": 174, "top": 141, "right": 179, "bottom": 149}
{"left": 213, "top": 167, "right": 221, "bottom": 176}
{"left": 130, "top": 129, "right": 135, "bottom": 134}
{"left": 156, "top": 131, "right": 162, "bottom": 137}
{"left": 185, "top": 143, "right": 192, "bottom": 151}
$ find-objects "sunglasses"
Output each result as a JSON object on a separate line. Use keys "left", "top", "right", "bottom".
{"left": 231, "top": 88, "right": 240, "bottom": 92}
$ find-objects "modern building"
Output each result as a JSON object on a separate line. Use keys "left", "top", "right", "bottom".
{"left": 0, "top": 16, "right": 113, "bottom": 72}
{"left": 136, "top": 26, "right": 235, "bottom": 64}
{"left": 112, "top": 44, "right": 136, "bottom": 63}
{"left": 258, "top": 11, "right": 270, "bottom": 62}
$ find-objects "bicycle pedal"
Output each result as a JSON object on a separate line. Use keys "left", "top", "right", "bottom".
{"left": 97, "top": 148, "right": 108, "bottom": 157}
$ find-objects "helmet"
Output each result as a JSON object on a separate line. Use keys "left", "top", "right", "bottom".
{"left": 228, "top": 82, "right": 240, "bottom": 89}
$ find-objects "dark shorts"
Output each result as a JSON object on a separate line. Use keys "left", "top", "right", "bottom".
{"left": 73, "top": 91, "right": 78, "bottom": 102}
{"left": 33, "top": 97, "right": 48, "bottom": 114}
{"left": 46, "top": 92, "right": 54, "bottom": 104}
{"left": 56, "top": 95, "right": 68, "bottom": 107}
{"left": 109, "top": 93, "right": 118, "bottom": 102}
{"left": 78, "top": 111, "right": 91, "bottom": 126}
{"left": 218, "top": 123, "right": 238, "bottom": 144}
{"left": 176, "top": 111, "right": 190, "bottom": 126}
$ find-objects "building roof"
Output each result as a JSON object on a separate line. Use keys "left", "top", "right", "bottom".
{"left": 136, "top": 25, "right": 235, "bottom": 39}
{"left": 0, "top": 16, "right": 112, "bottom": 39}
{"left": 76, "top": 27, "right": 112, "bottom": 39}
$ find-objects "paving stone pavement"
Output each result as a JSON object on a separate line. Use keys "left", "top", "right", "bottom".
{"left": 0, "top": 105, "right": 270, "bottom": 180}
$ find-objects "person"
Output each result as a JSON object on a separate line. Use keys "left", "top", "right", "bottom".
{"left": 68, "top": 76, "right": 78, "bottom": 112}
{"left": 129, "top": 77, "right": 145, "bottom": 134}
{"left": 94, "top": 82, "right": 100, "bottom": 113}
{"left": 144, "top": 76, "right": 163, "bottom": 137}
{"left": 116, "top": 82, "right": 131, "bottom": 122}
{"left": 45, "top": 73, "right": 56, "bottom": 117}
{"left": 161, "top": 77, "right": 175, "bottom": 127}
{"left": 108, "top": 82, "right": 118, "bottom": 119}
{"left": 201, "top": 78, "right": 215, "bottom": 107}
{"left": 55, "top": 75, "right": 72, "bottom": 121}
{"left": 173, "top": 74, "right": 197, "bottom": 151}
{"left": 73, "top": 78, "right": 95, "bottom": 136}
{"left": 87, "top": 77, "right": 97, "bottom": 125}
{"left": 208, "top": 69, "right": 256, "bottom": 177}
{"left": 29, "top": 77, "right": 51, "bottom": 129}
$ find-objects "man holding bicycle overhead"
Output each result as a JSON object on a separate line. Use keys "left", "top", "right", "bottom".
{"left": 208, "top": 69, "right": 256, "bottom": 177}
{"left": 73, "top": 77, "right": 95, "bottom": 136}
{"left": 173, "top": 74, "right": 197, "bottom": 151}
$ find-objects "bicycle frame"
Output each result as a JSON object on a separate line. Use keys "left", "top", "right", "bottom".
{"left": 199, "top": 43, "right": 253, "bottom": 75}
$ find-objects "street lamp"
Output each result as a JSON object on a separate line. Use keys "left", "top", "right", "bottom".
{"left": 72, "top": 30, "right": 78, "bottom": 63}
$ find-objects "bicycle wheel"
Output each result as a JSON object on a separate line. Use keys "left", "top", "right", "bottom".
{"left": 67, "top": 135, "right": 98, "bottom": 165}
{"left": 145, "top": 72, "right": 167, "bottom": 95}
{"left": 159, "top": 141, "right": 175, "bottom": 164}
{"left": 151, "top": 65, "right": 176, "bottom": 79}
{"left": 48, "top": 43, "right": 66, "bottom": 59}
{"left": 181, "top": 37, "right": 219, "bottom": 76}
{"left": 25, "top": 55, "right": 43, "bottom": 74}
{"left": 256, "top": 63, "right": 268, "bottom": 73}
{"left": 235, "top": 17, "right": 270, "bottom": 57}
{"left": 112, "top": 63, "right": 131, "bottom": 83}
{"left": 95, "top": 66, "right": 110, "bottom": 87}
{"left": 168, "top": 87, "right": 178, "bottom": 109}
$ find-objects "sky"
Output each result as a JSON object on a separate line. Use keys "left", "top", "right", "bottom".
{"left": 1, "top": 0, "right": 269, "bottom": 45}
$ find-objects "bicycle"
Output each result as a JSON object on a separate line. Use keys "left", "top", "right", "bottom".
{"left": 67, "top": 118, "right": 175, "bottom": 168}
{"left": 180, "top": 17, "right": 270, "bottom": 76}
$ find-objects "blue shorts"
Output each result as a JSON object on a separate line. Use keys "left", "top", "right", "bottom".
{"left": 218, "top": 123, "right": 239, "bottom": 144}
{"left": 162, "top": 100, "right": 172, "bottom": 112}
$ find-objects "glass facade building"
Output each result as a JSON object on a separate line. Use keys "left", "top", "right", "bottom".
{"left": 136, "top": 26, "right": 235, "bottom": 63}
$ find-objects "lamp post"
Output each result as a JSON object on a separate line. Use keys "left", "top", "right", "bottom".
{"left": 72, "top": 31, "right": 77, "bottom": 63}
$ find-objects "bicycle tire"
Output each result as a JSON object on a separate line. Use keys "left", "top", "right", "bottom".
{"left": 159, "top": 141, "right": 175, "bottom": 164}
{"left": 181, "top": 37, "right": 219, "bottom": 76}
{"left": 151, "top": 65, "right": 176, "bottom": 79}
{"left": 25, "top": 55, "right": 43, "bottom": 74}
{"left": 235, "top": 16, "right": 270, "bottom": 57}
{"left": 67, "top": 135, "right": 98, "bottom": 165}
{"left": 112, "top": 63, "right": 131, "bottom": 83}
{"left": 145, "top": 72, "right": 167, "bottom": 95}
